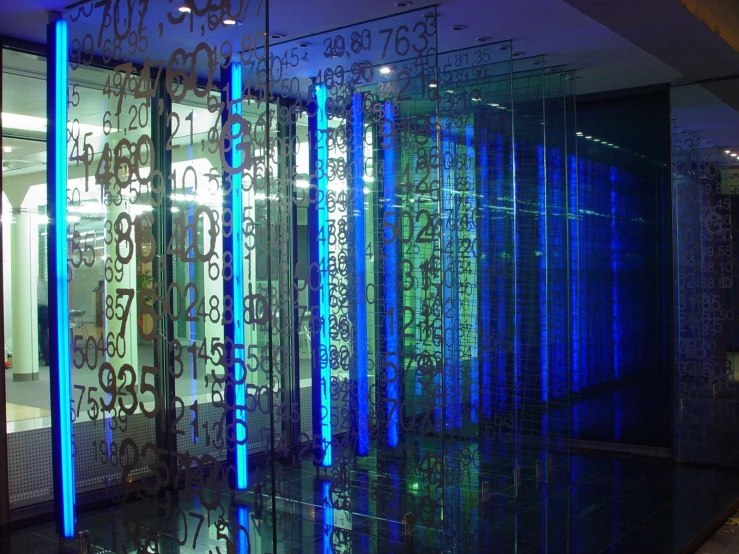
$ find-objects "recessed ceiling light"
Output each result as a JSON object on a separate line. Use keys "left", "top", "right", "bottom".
{"left": 498, "top": 45, "right": 510, "bottom": 51}
{"left": 178, "top": 5, "right": 191, "bottom": 12}
{"left": 2, "top": 146, "right": 11, "bottom": 153}
{"left": 446, "top": 89, "right": 455, "bottom": 94}
{"left": 298, "top": 42, "right": 311, "bottom": 48}
{"left": 488, "top": 103, "right": 500, "bottom": 107}
{"left": 576, "top": 132, "right": 583, "bottom": 136}
{"left": 379, "top": 66, "right": 392, "bottom": 75}
{"left": 471, "top": 97, "right": 481, "bottom": 102}
{"left": 726, "top": 150, "right": 732, "bottom": 154}
{"left": 270, "top": 33, "right": 285, "bottom": 40}
{"left": 530, "top": 60, "right": 544, "bottom": 65}
{"left": 395, "top": 1, "right": 412, "bottom": 7}
{"left": 476, "top": 36, "right": 492, "bottom": 43}
{"left": 450, "top": 25, "right": 466, "bottom": 31}
{"left": 223, "top": 18, "right": 239, "bottom": 26}
{"left": 428, "top": 82, "right": 438, "bottom": 88}
{"left": 733, "top": 153, "right": 738, "bottom": 158}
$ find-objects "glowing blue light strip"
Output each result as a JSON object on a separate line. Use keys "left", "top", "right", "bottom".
{"left": 479, "top": 135, "right": 493, "bottom": 419}
{"left": 611, "top": 167, "right": 621, "bottom": 380}
{"left": 236, "top": 505, "right": 249, "bottom": 554}
{"left": 551, "top": 150, "right": 566, "bottom": 399}
{"left": 569, "top": 154, "right": 580, "bottom": 393}
{"left": 466, "top": 124, "right": 479, "bottom": 423}
{"left": 538, "top": 145, "right": 548, "bottom": 402}
{"left": 313, "top": 84, "right": 332, "bottom": 465}
{"left": 49, "top": 17, "right": 75, "bottom": 538}
{"left": 382, "top": 101, "right": 399, "bottom": 447}
{"left": 226, "top": 62, "right": 248, "bottom": 489}
{"left": 494, "top": 133, "right": 507, "bottom": 414}
{"left": 351, "top": 93, "right": 369, "bottom": 456}
{"left": 441, "top": 126, "right": 460, "bottom": 430}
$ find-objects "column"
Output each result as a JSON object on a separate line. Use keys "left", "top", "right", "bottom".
{"left": 10, "top": 208, "right": 40, "bottom": 381}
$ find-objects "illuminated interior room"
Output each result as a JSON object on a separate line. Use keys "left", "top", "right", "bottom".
{"left": 1, "top": 0, "right": 739, "bottom": 553}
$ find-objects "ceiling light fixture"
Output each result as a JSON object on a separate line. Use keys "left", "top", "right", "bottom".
{"left": 476, "top": 36, "right": 492, "bottom": 43}
{"left": 498, "top": 45, "right": 510, "bottom": 51}
{"left": 488, "top": 103, "right": 500, "bottom": 107}
{"left": 394, "top": 1, "right": 413, "bottom": 7}
{"left": 178, "top": 5, "right": 191, "bottom": 13}
{"left": 733, "top": 153, "right": 738, "bottom": 158}
{"left": 428, "top": 82, "right": 438, "bottom": 88}
{"left": 270, "top": 33, "right": 285, "bottom": 40}
{"left": 450, "top": 25, "right": 466, "bottom": 31}
{"left": 298, "top": 42, "right": 311, "bottom": 48}
{"left": 576, "top": 132, "right": 583, "bottom": 136}
{"left": 530, "top": 60, "right": 543, "bottom": 65}
{"left": 726, "top": 150, "right": 732, "bottom": 154}
{"left": 223, "top": 18, "right": 239, "bottom": 26}
{"left": 379, "top": 66, "right": 392, "bottom": 75}
{"left": 2, "top": 146, "right": 11, "bottom": 153}
{"left": 512, "top": 52, "right": 525, "bottom": 57}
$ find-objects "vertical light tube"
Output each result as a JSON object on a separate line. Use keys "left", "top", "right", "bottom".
{"left": 351, "top": 93, "right": 369, "bottom": 455}
{"left": 309, "top": 83, "right": 332, "bottom": 465}
{"left": 47, "top": 15, "right": 75, "bottom": 538}
{"left": 479, "top": 134, "right": 492, "bottom": 419}
{"left": 538, "top": 145, "right": 548, "bottom": 402}
{"left": 569, "top": 154, "right": 580, "bottom": 393}
{"left": 441, "top": 127, "right": 460, "bottom": 430}
{"left": 494, "top": 133, "right": 507, "bottom": 414}
{"left": 611, "top": 167, "right": 621, "bottom": 381}
{"left": 382, "top": 101, "right": 399, "bottom": 447}
{"left": 466, "top": 124, "right": 478, "bottom": 423}
{"left": 223, "top": 61, "right": 248, "bottom": 489}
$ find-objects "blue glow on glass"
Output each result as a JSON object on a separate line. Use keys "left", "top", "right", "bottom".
{"left": 466, "top": 124, "right": 478, "bottom": 423}
{"left": 227, "top": 62, "right": 248, "bottom": 489}
{"left": 383, "top": 101, "right": 399, "bottom": 447}
{"left": 441, "top": 126, "right": 461, "bottom": 430}
{"left": 321, "top": 480, "right": 334, "bottom": 554}
{"left": 236, "top": 505, "right": 249, "bottom": 554}
{"left": 351, "top": 93, "right": 369, "bottom": 456}
{"left": 538, "top": 145, "right": 548, "bottom": 402}
{"left": 315, "top": 84, "right": 332, "bottom": 465}
{"left": 479, "top": 135, "right": 492, "bottom": 419}
{"left": 51, "top": 17, "right": 76, "bottom": 538}
{"left": 550, "top": 149, "right": 566, "bottom": 400}
{"left": 569, "top": 154, "right": 580, "bottom": 393}
{"left": 610, "top": 167, "right": 621, "bottom": 380}
{"left": 494, "top": 133, "right": 507, "bottom": 414}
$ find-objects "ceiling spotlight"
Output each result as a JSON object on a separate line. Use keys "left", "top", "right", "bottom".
{"left": 488, "top": 103, "right": 500, "bottom": 107}
{"left": 379, "top": 66, "right": 392, "bottom": 75}
{"left": 498, "top": 45, "right": 511, "bottom": 51}
{"left": 223, "top": 18, "right": 239, "bottom": 26}
{"left": 476, "top": 36, "right": 492, "bottom": 43}
{"left": 2, "top": 146, "right": 11, "bottom": 153}
{"left": 733, "top": 153, "right": 738, "bottom": 158}
{"left": 446, "top": 89, "right": 456, "bottom": 94}
{"left": 178, "top": 5, "right": 191, "bottom": 12}
{"left": 298, "top": 42, "right": 311, "bottom": 48}
{"left": 428, "top": 82, "right": 438, "bottom": 88}
{"left": 726, "top": 150, "right": 732, "bottom": 154}
{"left": 450, "top": 25, "right": 466, "bottom": 31}
{"left": 530, "top": 60, "right": 543, "bottom": 65}
{"left": 270, "top": 33, "right": 285, "bottom": 40}
{"left": 394, "top": 1, "right": 413, "bottom": 6}
{"left": 585, "top": 136, "right": 592, "bottom": 139}
{"left": 512, "top": 52, "right": 525, "bottom": 57}
{"left": 576, "top": 132, "right": 583, "bottom": 136}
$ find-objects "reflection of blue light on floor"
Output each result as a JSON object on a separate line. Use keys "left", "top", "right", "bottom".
{"left": 321, "top": 480, "right": 333, "bottom": 554}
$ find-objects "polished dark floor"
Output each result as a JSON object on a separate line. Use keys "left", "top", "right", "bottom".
{"left": 2, "top": 451, "right": 739, "bottom": 554}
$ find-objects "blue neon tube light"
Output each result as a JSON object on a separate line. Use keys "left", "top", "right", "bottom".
{"left": 441, "top": 126, "right": 461, "bottom": 430}
{"left": 569, "top": 154, "right": 580, "bottom": 393}
{"left": 382, "top": 101, "right": 399, "bottom": 447}
{"left": 310, "top": 83, "right": 332, "bottom": 465}
{"left": 222, "top": 61, "right": 248, "bottom": 489}
{"left": 466, "top": 124, "right": 479, "bottom": 423}
{"left": 351, "top": 92, "right": 369, "bottom": 456}
{"left": 494, "top": 133, "right": 507, "bottom": 414}
{"left": 479, "top": 134, "right": 492, "bottom": 419}
{"left": 48, "top": 16, "right": 75, "bottom": 538}
{"left": 537, "top": 145, "right": 548, "bottom": 402}
{"left": 610, "top": 167, "right": 621, "bottom": 380}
